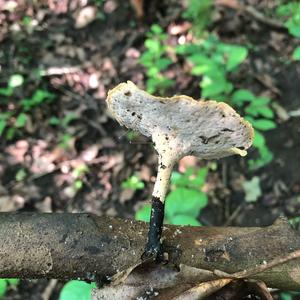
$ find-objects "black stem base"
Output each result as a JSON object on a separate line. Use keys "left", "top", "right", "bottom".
{"left": 141, "top": 196, "right": 165, "bottom": 262}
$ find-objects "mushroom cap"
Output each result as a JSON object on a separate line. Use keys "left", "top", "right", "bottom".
{"left": 106, "top": 81, "right": 254, "bottom": 161}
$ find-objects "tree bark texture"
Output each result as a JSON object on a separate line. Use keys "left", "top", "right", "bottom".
{"left": 0, "top": 212, "right": 299, "bottom": 291}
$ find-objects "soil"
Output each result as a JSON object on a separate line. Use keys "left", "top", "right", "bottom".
{"left": 0, "top": 0, "right": 300, "bottom": 299}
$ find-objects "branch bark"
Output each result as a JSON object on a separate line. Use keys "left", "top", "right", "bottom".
{"left": 0, "top": 213, "right": 299, "bottom": 291}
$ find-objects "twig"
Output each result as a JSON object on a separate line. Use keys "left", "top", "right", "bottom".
{"left": 214, "top": 249, "right": 300, "bottom": 280}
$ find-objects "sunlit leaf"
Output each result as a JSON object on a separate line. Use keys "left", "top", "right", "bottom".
{"left": 250, "top": 119, "right": 277, "bottom": 131}
{"left": 201, "top": 74, "right": 233, "bottom": 98}
{"left": 8, "top": 74, "right": 24, "bottom": 88}
{"left": 15, "top": 113, "right": 27, "bottom": 128}
{"left": 286, "top": 20, "right": 300, "bottom": 37}
{"left": 253, "top": 130, "right": 265, "bottom": 148}
{"left": 0, "top": 280, "right": 7, "bottom": 298}
{"left": 231, "top": 89, "right": 255, "bottom": 106}
{"left": 59, "top": 280, "right": 95, "bottom": 300}
{"left": 0, "top": 87, "right": 13, "bottom": 96}
{"left": 6, "top": 278, "right": 20, "bottom": 286}
{"left": 292, "top": 46, "right": 300, "bottom": 60}
{"left": 256, "top": 106, "right": 274, "bottom": 119}
{"left": 122, "top": 175, "right": 144, "bottom": 190}
{"left": 169, "top": 215, "right": 201, "bottom": 226}
{"left": 145, "top": 39, "right": 161, "bottom": 53}
{"left": 156, "top": 58, "right": 172, "bottom": 70}
{"left": 150, "top": 24, "right": 163, "bottom": 34}
{"left": 165, "top": 188, "right": 207, "bottom": 219}
{"left": 222, "top": 46, "right": 248, "bottom": 71}
{"left": 15, "top": 168, "right": 27, "bottom": 182}
{"left": 135, "top": 204, "right": 151, "bottom": 222}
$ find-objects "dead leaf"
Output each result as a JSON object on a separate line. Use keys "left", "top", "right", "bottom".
{"left": 74, "top": 6, "right": 97, "bottom": 29}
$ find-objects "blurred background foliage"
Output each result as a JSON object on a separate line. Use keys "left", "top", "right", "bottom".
{"left": 1, "top": 0, "right": 300, "bottom": 299}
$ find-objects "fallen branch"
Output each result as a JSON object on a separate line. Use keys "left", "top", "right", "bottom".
{"left": 0, "top": 213, "right": 299, "bottom": 291}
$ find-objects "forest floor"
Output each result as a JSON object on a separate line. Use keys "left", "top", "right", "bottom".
{"left": 0, "top": 0, "right": 300, "bottom": 299}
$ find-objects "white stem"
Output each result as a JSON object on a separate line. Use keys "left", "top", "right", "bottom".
{"left": 152, "top": 155, "right": 175, "bottom": 203}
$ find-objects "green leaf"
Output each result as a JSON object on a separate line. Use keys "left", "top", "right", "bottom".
{"left": 201, "top": 74, "right": 233, "bottom": 98}
{"left": 0, "top": 279, "right": 7, "bottom": 298}
{"left": 150, "top": 24, "right": 163, "bottom": 34}
{"left": 15, "top": 113, "right": 27, "bottom": 128}
{"left": 62, "top": 113, "right": 78, "bottom": 127}
{"left": 245, "top": 104, "right": 274, "bottom": 119}
{"left": 0, "top": 119, "right": 7, "bottom": 136}
{"left": 0, "top": 87, "right": 13, "bottom": 96}
{"left": 8, "top": 74, "right": 24, "bottom": 88}
{"left": 171, "top": 168, "right": 194, "bottom": 187}
{"left": 222, "top": 46, "right": 248, "bottom": 71}
{"left": 32, "top": 89, "right": 54, "bottom": 103}
{"left": 74, "top": 180, "right": 83, "bottom": 190}
{"left": 231, "top": 89, "right": 254, "bottom": 106}
{"left": 250, "top": 119, "right": 277, "bottom": 131}
{"left": 15, "top": 168, "right": 27, "bottom": 182}
{"left": 252, "top": 96, "right": 271, "bottom": 106}
{"left": 286, "top": 20, "right": 300, "bottom": 38}
{"left": 280, "top": 292, "right": 292, "bottom": 300}
{"left": 145, "top": 39, "right": 161, "bottom": 53}
{"left": 156, "top": 58, "right": 172, "bottom": 71}
{"left": 175, "top": 43, "right": 200, "bottom": 55}
{"left": 253, "top": 130, "right": 265, "bottom": 148}
{"left": 6, "top": 127, "right": 16, "bottom": 140}
{"left": 256, "top": 106, "right": 274, "bottom": 119}
{"left": 135, "top": 204, "right": 151, "bottom": 222}
{"left": 169, "top": 215, "right": 201, "bottom": 226}
{"left": 147, "top": 66, "right": 159, "bottom": 77}
{"left": 122, "top": 175, "right": 144, "bottom": 190}
{"left": 59, "top": 280, "right": 93, "bottom": 300}
{"left": 248, "top": 144, "right": 273, "bottom": 170}
{"left": 6, "top": 278, "right": 20, "bottom": 286}
{"left": 242, "top": 176, "right": 262, "bottom": 202}
{"left": 190, "top": 168, "right": 208, "bottom": 188}
{"left": 49, "top": 117, "right": 61, "bottom": 125}
{"left": 165, "top": 188, "right": 207, "bottom": 219}
{"left": 139, "top": 52, "right": 154, "bottom": 66}
{"left": 292, "top": 46, "right": 300, "bottom": 60}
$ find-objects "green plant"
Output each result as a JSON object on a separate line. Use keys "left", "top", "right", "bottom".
{"left": 126, "top": 130, "right": 139, "bottom": 142}
{"left": 0, "top": 278, "right": 20, "bottom": 299}
{"left": 276, "top": 2, "right": 300, "bottom": 60}
{"left": 0, "top": 74, "right": 55, "bottom": 141}
{"left": 231, "top": 90, "right": 275, "bottom": 169}
{"left": 49, "top": 113, "right": 79, "bottom": 148}
{"left": 122, "top": 175, "right": 144, "bottom": 191}
{"left": 176, "top": 34, "right": 248, "bottom": 99}
{"left": 183, "top": 0, "right": 213, "bottom": 37}
{"left": 136, "top": 167, "right": 208, "bottom": 226}
{"left": 280, "top": 291, "right": 300, "bottom": 300}
{"left": 175, "top": 35, "right": 275, "bottom": 169}
{"left": 72, "top": 164, "right": 89, "bottom": 191}
{"left": 139, "top": 24, "right": 174, "bottom": 94}
{"left": 242, "top": 176, "right": 262, "bottom": 202}
{"left": 60, "top": 280, "right": 96, "bottom": 300}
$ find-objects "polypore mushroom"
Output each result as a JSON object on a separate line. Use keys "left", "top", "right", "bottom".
{"left": 106, "top": 81, "right": 254, "bottom": 260}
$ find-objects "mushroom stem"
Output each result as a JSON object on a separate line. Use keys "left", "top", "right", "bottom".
{"left": 152, "top": 155, "right": 175, "bottom": 202}
{"left": 143, "top": 155, "right": 175, "bottom": 259}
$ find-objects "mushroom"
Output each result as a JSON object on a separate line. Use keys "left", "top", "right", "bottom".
{"left": 106, "top": 81, "right": 254, "bottom": 260}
